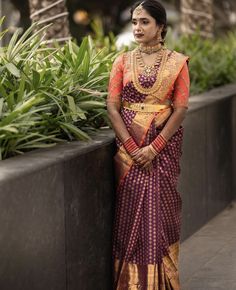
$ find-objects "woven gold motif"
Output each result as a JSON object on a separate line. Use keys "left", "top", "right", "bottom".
{"left": 114, "top": 242, "right": 180, "bottom": 290}
{"left": 122, "top": 101, "right": 170, "bottom": 113}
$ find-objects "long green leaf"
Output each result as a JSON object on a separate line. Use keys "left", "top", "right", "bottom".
{"left": 17, "top": 75, "right": 26, "bottom": 102}
{"left": 78, "top": 100, "right": 105, "bottom": 110}
{"left": 5, "top": 63, "right": 20, "bottom": 78}
{"left": 76, "top": 37, "right": 88, "bottom": 66}
{"left": 60, "top": 122, "right": 90, "bottom": 140}
{"left": 7, "top": 28, "right": 21, "bottom": 60}
{"left": 66, "top": 95, "right": 77, "bottom": 121}
{"left": 0, "top": 98, "right": 3, "bottom": 118}
{"left": 33, "top": 69, "right": 40, "bottom": 89}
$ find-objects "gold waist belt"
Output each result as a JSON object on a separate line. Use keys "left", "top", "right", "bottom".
{"left": 122, "top": 101, "right": 170, "bottom": 113}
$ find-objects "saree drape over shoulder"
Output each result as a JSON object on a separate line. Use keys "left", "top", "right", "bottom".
{"left": 107, "top": 49, "right": 190, "bottom": 290}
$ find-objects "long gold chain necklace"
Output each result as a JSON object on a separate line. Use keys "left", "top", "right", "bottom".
{"left": 136, "top": 48, "right": 163, "bottom": 77}
{"left": 131, "top": 47, "right": 168, "bottom": 95}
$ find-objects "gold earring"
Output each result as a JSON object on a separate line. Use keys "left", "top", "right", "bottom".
{"left": 156, "top": 33, "right": 162, "bottom": 43}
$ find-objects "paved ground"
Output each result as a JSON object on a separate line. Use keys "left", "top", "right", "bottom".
{"left": 180, "top": 201, "right": 236, "bottom": 290}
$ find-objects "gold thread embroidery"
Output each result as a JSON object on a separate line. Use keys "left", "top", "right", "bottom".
{"left": 114, "top": 242, "right": 180, "bottom": 290}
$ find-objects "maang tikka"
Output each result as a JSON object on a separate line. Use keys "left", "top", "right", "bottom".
{"left": 134, "top": 2, "right": 145, "bottom": 14}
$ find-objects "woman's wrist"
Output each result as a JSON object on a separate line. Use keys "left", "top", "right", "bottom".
{"left": 123, "top": 137, "right": 139, "bottom": 155}
{"left": 150, "top": 134, "right": 167, "bottom": 155}
{"left": 149, "top": 144, "right": 158, "bottom": 156}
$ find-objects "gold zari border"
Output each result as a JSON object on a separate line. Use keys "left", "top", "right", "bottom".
{"left": 114, "top": 242, "right": 180, "bottom": 290}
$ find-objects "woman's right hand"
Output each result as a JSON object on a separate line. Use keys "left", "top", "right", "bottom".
{"left": 131, "top": 146, "right": 156, "bottom": 173}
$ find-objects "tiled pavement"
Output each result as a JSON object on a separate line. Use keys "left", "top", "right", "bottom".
{"left": 180, "top": 201, "right": 236, "bottom": 290}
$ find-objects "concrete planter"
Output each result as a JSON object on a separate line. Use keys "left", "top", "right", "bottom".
{"left": 0, "top": 84, "right": 236, "bottom": 290}
{"left": 179, "top": 84, "right": 236, "bottom": 239}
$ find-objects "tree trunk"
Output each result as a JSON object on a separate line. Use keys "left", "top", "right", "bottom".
{"left": 28, "top": 0, "right": 70, "bottom": 42}
{"left": 180, "top": 0, "right": 214, "bottom": 38}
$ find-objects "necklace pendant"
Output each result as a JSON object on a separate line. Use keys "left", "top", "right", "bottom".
{"left": 143, "top": 66, "right": 156, "bottom": 77}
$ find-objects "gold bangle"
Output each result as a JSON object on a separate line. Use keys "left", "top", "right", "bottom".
{"left": 159, "top": 133, "right": 168, "bottom": 142}
{"left": 149, "top": 144, "right": 158, "bottom": 156}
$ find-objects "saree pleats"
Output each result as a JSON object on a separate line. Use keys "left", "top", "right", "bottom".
{"left": 113, "top": 126, "right": 183, "bottom": 290}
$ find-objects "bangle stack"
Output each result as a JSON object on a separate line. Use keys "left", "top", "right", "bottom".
{"left": 150, "top": 134, "right": 167, "bottom": 155}
{"left": 123, "top": 137, "right": 139, "bottom": 154}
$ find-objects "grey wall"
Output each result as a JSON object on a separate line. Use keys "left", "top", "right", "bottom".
{"left": 179, "top": 84, "right": 236, "bottom": 240}
{"left": 0, "top": 133, "right": 115, "bottom": 290}
{"left": 0, "top": 84, "right": 235, "bottom": 290}
{"left": 233, "top": 96, "right": 236, "bottom": 200}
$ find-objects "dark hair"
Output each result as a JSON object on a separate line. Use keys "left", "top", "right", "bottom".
{"left": 130, "top": 0, "right": 167, "bottom": 40}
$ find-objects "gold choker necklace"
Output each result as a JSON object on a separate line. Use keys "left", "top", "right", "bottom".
{"left": 139, "top": 43, "right": 163, "bottom": 55}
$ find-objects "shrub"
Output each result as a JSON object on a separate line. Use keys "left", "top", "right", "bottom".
{"left": 168, "top": 31, "right": 236, "bottom": 94}
{"left": 0, "top": 21, "right": 118, "bottom": 159}
{"left": 1, "top": 18, "right": 236, "bottom": 160}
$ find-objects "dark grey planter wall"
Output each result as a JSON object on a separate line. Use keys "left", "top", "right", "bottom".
{"left": 0, "top": 134, "right": 116, "bottom": 290}
{"left": 233, "top": 96, "right": 236, "bottom": 200}
{"left": 0, "top": 159, "right": 66, "bottom": 290}
{"left": 179, "top": 84, "right": 236, "bottom": 240}
{"left": 0, "top": 83, "right": 236, "bottom": 290}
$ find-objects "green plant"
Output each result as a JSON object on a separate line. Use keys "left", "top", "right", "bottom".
{"left": 168, "top": 31, "right": 236, "bottom": 94}
{"left": 90, "top": 17, "right": 117, "bottom": 52}
{"left": 0, "top": 20, "right": 118, "bottom": 160}
{"left": 1, "top": 17, "right": 236, "bottom": 160}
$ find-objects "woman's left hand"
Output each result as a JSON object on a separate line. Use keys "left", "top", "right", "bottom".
{"left": 132, "top": 146, "right": 156, "bottom": 170}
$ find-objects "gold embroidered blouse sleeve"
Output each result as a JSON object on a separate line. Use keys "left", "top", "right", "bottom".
{"left": 172, "top": 62, "right": 190, "bottom": 109}
{"left": 107, "top": 54, "right": 124, "bottom": 105}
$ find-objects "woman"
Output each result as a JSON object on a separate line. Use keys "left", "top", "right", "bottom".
{"left": 107, "top": 0, "right": 190, "bottom": 289}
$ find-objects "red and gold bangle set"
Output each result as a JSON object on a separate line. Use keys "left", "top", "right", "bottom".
{"left": 150, "top": 134, "right": 167, "bottom": 155}
{"left": 123, "top": 134, "right": 167, "bottom": 156}
{"left": 123, "top": 137, "right": 139, "bottom": 154}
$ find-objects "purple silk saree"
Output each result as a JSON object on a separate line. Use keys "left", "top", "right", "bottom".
{"left": 109, "top": 50, "right": 189, "bottom": 290}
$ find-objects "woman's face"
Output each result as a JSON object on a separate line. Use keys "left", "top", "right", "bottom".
{"left": 132, "top": 6, "right": 162, "bottom": 46}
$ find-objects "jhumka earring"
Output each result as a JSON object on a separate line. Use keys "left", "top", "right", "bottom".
{"left": 156, "top": 32, "right": 163, "bottom": 44}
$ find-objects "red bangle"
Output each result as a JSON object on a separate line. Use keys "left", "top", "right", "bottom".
{"left": 123, "top": 137, "right": 139, "bottom": 154}
{"left": 151, "top": 134, "right": 167, "bottom": 154}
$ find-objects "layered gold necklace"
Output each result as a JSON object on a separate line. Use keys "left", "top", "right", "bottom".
{"left": 131, "top": 47, "right": 168, "bottom": 95}
{"left": 136, "top": 48, "right": 163, "bottom": 77}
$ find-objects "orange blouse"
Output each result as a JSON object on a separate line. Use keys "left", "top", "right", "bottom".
{"left": 107, "top": 54, "right": 124, "bottom": 104}
{"left": 107, "top": 52, "right": 190, "bottom": 109}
